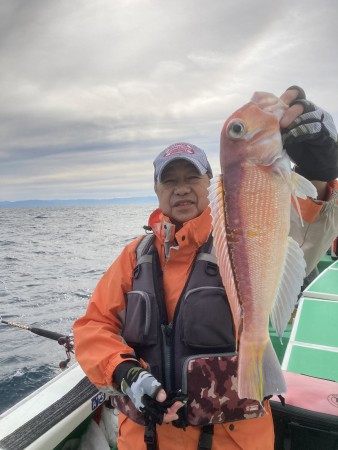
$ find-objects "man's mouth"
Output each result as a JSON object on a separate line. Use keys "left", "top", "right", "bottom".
{"left": 173, "top": 200, "right": 194, "bottom": 207}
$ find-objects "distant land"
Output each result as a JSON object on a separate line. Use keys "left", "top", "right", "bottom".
{"left": 0, "top": 197, "right": 158, "bottom": 208}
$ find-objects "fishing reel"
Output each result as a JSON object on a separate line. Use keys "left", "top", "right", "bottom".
{"left": 57, "top": 334, "right": 74, "bottom": 369}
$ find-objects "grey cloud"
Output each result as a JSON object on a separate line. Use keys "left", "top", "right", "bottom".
{"left": 1, "top": 0, "right": 337, "bottom": 201}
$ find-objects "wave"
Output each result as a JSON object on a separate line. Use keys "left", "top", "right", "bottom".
{"left": 0, "top": 363, "right": 60, "bottom": 414}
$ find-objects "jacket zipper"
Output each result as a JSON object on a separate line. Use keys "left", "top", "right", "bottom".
{"left": 161, "top": 323, "right": 173, "bottom": 392}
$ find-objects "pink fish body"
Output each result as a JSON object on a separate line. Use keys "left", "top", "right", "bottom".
{"left": 208, "top": 92, "right": 317, "bottom": 402}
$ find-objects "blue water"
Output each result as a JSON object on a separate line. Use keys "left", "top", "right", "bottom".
{"left": 0, "top": 204, "right": 156, "bottom": 414}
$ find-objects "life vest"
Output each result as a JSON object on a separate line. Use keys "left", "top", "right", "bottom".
{"left": 111, "top": 233, "right": 265, "bottom": 427}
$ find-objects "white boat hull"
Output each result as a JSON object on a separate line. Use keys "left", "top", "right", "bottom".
{"left": 0, "top": 363, "right": 107, "bottom": 450}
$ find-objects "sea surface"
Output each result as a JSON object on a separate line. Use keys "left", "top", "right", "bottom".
{"left": 0, "top": 204, "right": 156, "bottom": 414}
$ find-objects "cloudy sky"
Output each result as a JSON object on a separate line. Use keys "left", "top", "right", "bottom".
{"left": 1, "top": 0, "right": 337, "bottom": 202}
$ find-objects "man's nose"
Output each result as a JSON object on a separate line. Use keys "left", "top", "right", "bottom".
{"left": 174, "top": 180, "right": 191, "bottom": 194}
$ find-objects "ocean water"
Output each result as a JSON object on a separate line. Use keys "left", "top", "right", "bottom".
{"left": 0, "top": 204, "right": 156, "bottom": 414}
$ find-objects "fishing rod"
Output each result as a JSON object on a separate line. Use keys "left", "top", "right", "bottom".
{"left": 0, "top": 317, "right": 74, "bottom": 369}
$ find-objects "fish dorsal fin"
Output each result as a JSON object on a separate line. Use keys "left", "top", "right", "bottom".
{"left": 270, "top": 236, "right": 306, "bottom": 338}
{"left": 208, "top": 174, "right": 242, "bottom": 344}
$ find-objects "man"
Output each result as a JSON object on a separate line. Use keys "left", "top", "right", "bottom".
{"left": 73, "top": 87, "right": 338, "bottom": 449}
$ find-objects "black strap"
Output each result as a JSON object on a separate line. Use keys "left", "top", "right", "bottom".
{"left": 144, "top": 419, "right": 157, "bottom": 450}
{"left": 264, "top": 394, "right": 286, "bottom": 406}
{"left": 198, "top": 425, "right": 214, "bottom": 450}
{"left": 201, "top": 233, "right": 214, "bottom": 254}
{"left": 144, "top": 416, "right": 215, "bottom": 450}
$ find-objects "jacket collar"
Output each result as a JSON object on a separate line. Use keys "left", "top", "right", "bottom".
{"left": 148, "top": 207, "right": 212, "bottom": 260}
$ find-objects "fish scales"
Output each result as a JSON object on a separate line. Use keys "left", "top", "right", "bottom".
{"left": 208, "top": 92, "right": 317, "bottom": 402}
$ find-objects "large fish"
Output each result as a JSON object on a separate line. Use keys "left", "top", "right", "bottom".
{"left": 208, "top": 92, "right": 317, "bottom": 402}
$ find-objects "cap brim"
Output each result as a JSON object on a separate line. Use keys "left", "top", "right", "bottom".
{"left": 156, "top": 156, "right": 207, "bottom": 182}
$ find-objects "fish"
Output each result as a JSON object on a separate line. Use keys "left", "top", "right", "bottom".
{"left": 208, "top": 92, "right": 317, "bottom": 402}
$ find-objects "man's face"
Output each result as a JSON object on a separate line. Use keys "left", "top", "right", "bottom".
{"left": 155, "top": 159, "right": 210, "bottom": 227}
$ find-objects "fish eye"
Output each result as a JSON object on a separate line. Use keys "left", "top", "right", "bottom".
{"left": 226, "top": 120, "right": 246, "bottom": 139}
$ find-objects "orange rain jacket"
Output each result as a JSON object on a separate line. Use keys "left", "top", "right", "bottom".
{"left": 73, "top": 182, "right": 338, "bottom": 450}
{"left": 74, "top": 207, "right": 275, "bottom": 450}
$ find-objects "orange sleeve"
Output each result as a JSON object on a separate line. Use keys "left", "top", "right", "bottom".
{"left": 291, "top": 179, "right": 338, "bottom": 224}
{"left": 292, "top": 196, "right": 324, "bottom": 223}
{"left": 290, "top": 179, "right": 338, "bottom": 275}
{"left": 73, "top": 237, "right": 142, "bottom": 389}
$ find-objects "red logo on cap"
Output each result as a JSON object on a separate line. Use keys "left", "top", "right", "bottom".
{"left": 163, "top": 144, "right": 195, "bottom": 158}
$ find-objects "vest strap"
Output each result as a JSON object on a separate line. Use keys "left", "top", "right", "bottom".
{"left": 144, "top": 420, "right": 157, "bottom": 450}
{"left": 198, "top": 425, "right": 214, "bottom": 450}
{"left": 136, "top": 234, "right": 155, "bottom": 261}
{"left": 137, "top": 254, "right": 153, "bottom": 265}
{"left": 196, "top": 252, "right": 217, "bottom": 264}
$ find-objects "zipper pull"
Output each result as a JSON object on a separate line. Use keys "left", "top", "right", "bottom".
{"left": 162, "top": 323, "right": 173, "bottom": 345}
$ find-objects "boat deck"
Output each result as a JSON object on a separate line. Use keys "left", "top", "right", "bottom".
{"left": 282, "top": 259, "right": 338, "bottom": 382}
{"left": 271, "top": 258, "right": 338, "bottom": 450}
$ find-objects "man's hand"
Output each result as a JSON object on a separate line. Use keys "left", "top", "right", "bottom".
{"left": 161, "top": 399, "right": 184, "bottom": 423}
{"left": 120, "top": 365, "right": 184, "bottom": 424}
{"left": 121, "top": 366, "right": 163, "bottom": 411}
{"left": 280, "top": 86, "right": 311, "bottom": 128}
{"left": 279, "top": 86, "right": 338, "bottom": 183}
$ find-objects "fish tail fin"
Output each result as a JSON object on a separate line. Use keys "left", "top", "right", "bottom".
{"left": 238, "top": 336, "right": 286, "bottom": 402}
{"left": 261, "top": 339, "right": 286, "bottom": 398}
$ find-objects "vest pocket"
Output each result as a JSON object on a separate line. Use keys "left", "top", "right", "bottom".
{"left": 181, "top": 286, "right": 235, "bottom": 348}
{"left": 181, "top": 353, "right": 265, "bottom": 426}
{"left": 122, "top": 290, "right": 159, "bottom": 346}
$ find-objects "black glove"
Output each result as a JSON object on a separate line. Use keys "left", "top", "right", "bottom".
{"left": 281, "top": 86, "right": 338, "bottom": 181}
{"left": 142, "top": 390, "right": 188, "bottom": 427}
{"left": 114, "top": 361, "right": 167, "bottom": 424}
{"left": 119, "top": 365, "right": 163, "bottom": 411}
{"left": 114, "top": 361, "right": 188, "bottom": 425}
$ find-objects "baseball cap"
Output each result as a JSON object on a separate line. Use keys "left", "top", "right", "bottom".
{"left": 153, "top": 142, "right": 213, "bottom": 182}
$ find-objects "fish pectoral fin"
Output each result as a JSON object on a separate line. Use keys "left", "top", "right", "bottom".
{"left": 291, "top": 172, "right": 318, "bottom": 200}
{"left": 208, "top": 175, "right": 242, "bottom": 338}
{"left": 272, "top": 159, "right": 318, "bottom": 227}
{"left": 290, "top": 172, "right": 318, "bottom": 227}
{"left": 270, "top": 237, "right": 306, "bottom": 338}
